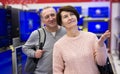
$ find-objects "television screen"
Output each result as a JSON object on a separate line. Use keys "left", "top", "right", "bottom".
{"left": 38, "top": 9, "right": 42, "bottom": 14}
{"left": 88, "top": 7, "right": 109, "bottom": 18}
{"left": 11, "top": 8, "right": 20, "bottom": 38}
{"left": 0, "top": 8, "right": 7, "bottom": 36}
{"left": 14, "top": 46, "right": 27, "bottom": 74}
{"left": 0, "top": 8, "right": 12, "bottom": 48}
{"left": 53, "top": 6, "right": 60, "bottom": 12}
{"left": 0, "top": 49, "right": 12, "bottom": 74}
{"left": 21, "top": 47, "right": 27, "bottom": 74}
{"left": 19, "top": 10, "right": 40, "bottom": 42}
{"left": 75, "top": 6, "right": 82, "bottom": 14}
{"left": 74, "top": 6, "right": 83, "bottom": 27}
{"left": 88, "top": 21, "right": 108, "bottom": 34}
{"left": 77, "top": 17, "right": 84, "bottom": 26}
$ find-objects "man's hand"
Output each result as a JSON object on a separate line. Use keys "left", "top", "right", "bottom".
{"left": 35, "top": 50, "right": 44, "bottom": 58}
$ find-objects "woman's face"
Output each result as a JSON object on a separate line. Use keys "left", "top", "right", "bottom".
{"left": 61, "top": 11, "right": 77, "bottom": 29}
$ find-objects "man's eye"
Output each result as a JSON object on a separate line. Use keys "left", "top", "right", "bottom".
{"left": 44, "top": 16, "right": 49, "bottom": 19}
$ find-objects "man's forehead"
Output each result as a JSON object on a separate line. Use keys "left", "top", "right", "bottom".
{"left": 42, "top": 8, "right": 55, "bottom": 14}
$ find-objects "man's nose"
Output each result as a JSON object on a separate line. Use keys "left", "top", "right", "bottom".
{"left": 49, "top": 16, "right": 54, "bottom": 20}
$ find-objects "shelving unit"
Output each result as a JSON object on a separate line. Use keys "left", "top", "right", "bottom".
{"left": 84, "top": 17, "right": 109, "bottom": 22}
{"left": 82, "top": 7, "right": 110, "bottom": 48}
{"left": 83, "top": 17, "right": 110, "bottom": 48}
{"left": 83, "top": 17, "right": 110, "bottom": 33}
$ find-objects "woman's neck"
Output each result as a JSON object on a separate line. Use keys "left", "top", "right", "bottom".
{"left": 66, "top": 27, "right": 80, "bottom": 37}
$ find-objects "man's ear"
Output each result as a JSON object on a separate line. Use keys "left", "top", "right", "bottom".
{"left": 41, "top": 18, "right": 44, "bottom": 23}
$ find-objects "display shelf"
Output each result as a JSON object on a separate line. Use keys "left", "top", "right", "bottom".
{"left": 83, "top": 17, "right": 110, "bottom": 22}
{"left": 83, "top": 17, "right": 110, "bottom": 35}
{"left": 96, "top": 34, "right": 103, "bottom": 36}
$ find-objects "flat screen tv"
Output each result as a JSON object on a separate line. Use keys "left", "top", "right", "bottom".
{"left": 77, "top": 17, "right": 84, "bottom": 26}
{"left": 0, "top": 49, "right": 12, "bottom": 74}
{"left": 0, "top": 8, "right": 12, "bottom": 48}
{"left": 19, "top": 10, "right": 40, "bottom": 42}
{"left": 11, "top": 8, "right": 20, "bottom": 38}
{"left": 88, "top": 21, "right": 109, "bottom": 47}
{"left": 53, "top": 6, "right": 60, "bottom": 12}
{"left": 15, "top": 46, "right": 27, "bottom": 74}
{"left": 88, "top": 7, "right": 109, "bottom": 18}
{"left": 74, "top": 6, "right": 83, "bottom": 27}
{"left": 75, "top": 6, "right": 82, "bottom": 14}
{"left": 88, "top": 21, "right": 108, "bottom": 34}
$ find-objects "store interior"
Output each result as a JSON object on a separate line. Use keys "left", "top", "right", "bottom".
{"left": 0, "top": 0, "right": 120, "bottom": 74}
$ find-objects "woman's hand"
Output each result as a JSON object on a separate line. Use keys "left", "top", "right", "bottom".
{"left": 98, "top": 30, "right": 110, "bottom": 47}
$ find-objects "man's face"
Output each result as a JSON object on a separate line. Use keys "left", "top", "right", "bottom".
{"left": 41, "top": 8, "right": 57, "bottom": 28}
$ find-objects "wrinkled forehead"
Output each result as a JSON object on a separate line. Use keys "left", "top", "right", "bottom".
{"left": 41, "top": 8, "right": 56, "bottom": 17}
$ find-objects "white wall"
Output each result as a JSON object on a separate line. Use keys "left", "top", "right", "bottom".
{"left": 111, "top": 3, "right": 120, "bottom": 53}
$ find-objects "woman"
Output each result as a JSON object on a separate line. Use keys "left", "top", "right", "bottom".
{"left": 53, "top": 5, "right": 110, "bottom": 74}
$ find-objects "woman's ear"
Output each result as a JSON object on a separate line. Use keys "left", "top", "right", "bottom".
{"left": 61, "top": 23, "right": 65, "bottom": 27}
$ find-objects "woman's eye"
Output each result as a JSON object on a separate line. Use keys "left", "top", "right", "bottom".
{"left": 63, "top": 15, "right": 68, "bottom": 18}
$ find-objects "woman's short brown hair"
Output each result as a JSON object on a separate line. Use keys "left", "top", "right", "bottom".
{"left": 57, "top": 6, "right": 79, "bottom": 26}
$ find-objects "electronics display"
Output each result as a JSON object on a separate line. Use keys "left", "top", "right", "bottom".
{"left": 38, "top": 9, "right": 42, "bottom": 14}
{"left": 88, "top": 7, "right": 109, "bottom": 18}
{"left": 75, "top": 6, "right": 83, "bottom": 26}
{"left": 11, "top": 8, "right": 20, "bottom": 38}
{"left": 21, "top": 48, "right": 27, "bottom": 74}
{"left": 78, "top": 17, "right": 84, "bottom": 26}
{"left": 15, "top": 46, "right": 22, "bottom": 74}
{"left": 0, "top": 49, "right": 12, "bottom": 74}
{"left": 0, "top": 8, "right": 12, "bottom": 48}
{"left": 88, "top": 21, "right": 109, "bottom": 47}
{"left": 0, "top": 8, "right": 7, "bottom": 37}
{"left": 14, "top": 46, "right": 27, "bottom": 74}
{"left": 75, "top": 6, "right": 82, "bottom": 14}
{"left": 88, "top": 21, "right": 108, "bottom": 34}
{"left": 53, "top": 6, "right": 60, "bottom": 12}
{"left": 19, "top": 10, "right": 40, "bottom": 42}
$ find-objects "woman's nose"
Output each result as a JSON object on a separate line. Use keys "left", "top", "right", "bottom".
{"left": 68, "top": 15, "right": 72, "bottom": 19}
